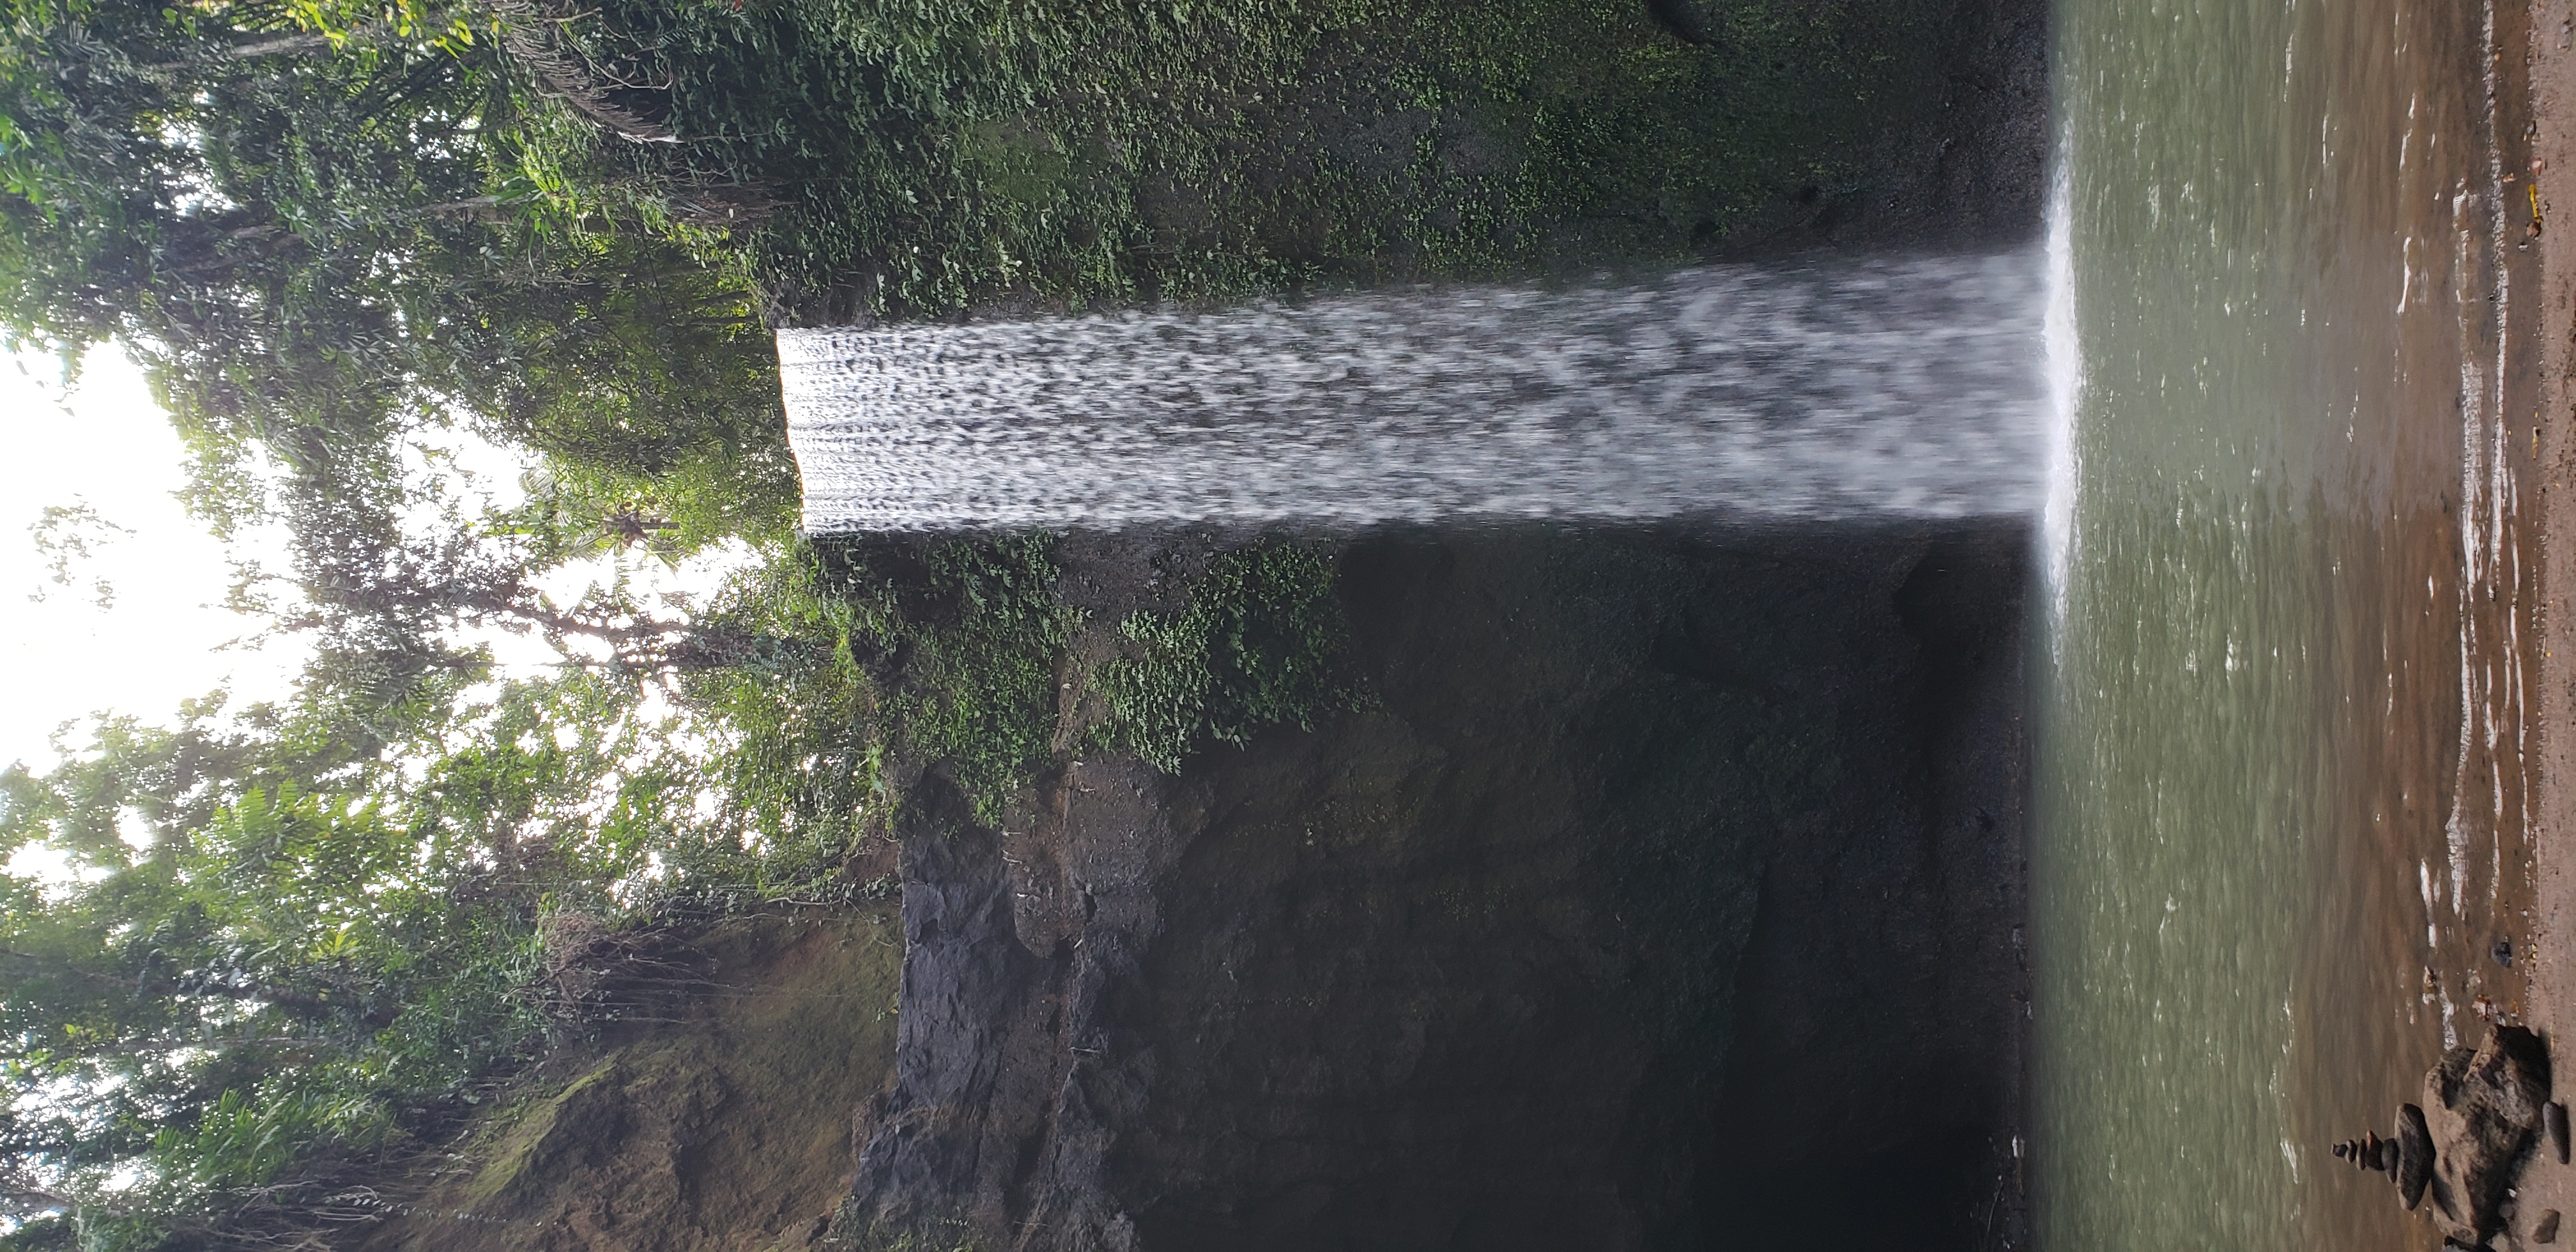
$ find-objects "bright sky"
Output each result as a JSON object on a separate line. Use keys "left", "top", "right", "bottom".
{"left": 0, "top": 346, "right": 759, "bottom": 776}
{"left": 0, "top": 347, "right": 309, "bottom": 772}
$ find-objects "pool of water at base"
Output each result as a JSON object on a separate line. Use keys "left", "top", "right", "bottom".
{"left": 2032, "top": 0, "right": 2545, "bottom": 1245}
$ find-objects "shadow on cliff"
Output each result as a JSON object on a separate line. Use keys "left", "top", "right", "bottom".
{"left": 834, "top": 523, "right": 2032, "bottom": 1252}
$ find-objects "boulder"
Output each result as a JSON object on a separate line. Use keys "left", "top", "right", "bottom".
{"left": 2420, "top": 1026, "right": 2553, "bottom": 1246}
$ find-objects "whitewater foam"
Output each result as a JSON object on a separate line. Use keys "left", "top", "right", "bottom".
{"left": 781, "top": 254, "right": 2048, "bottom": 533}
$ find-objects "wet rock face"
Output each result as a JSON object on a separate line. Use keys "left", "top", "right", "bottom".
{"left": 833, "top": 525, "right": 2030, "bottom": 1252}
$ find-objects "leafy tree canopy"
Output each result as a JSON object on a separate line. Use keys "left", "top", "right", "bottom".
{"left": 0, "top": 0, "right": 1936, "bottom": 1240}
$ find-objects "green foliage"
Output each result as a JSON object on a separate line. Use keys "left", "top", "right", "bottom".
{"left": 660, "top": 549, "right": 884, "bottom": 885}
{"left": 0, "top": 0, "right": 792, "bottom": 600}
{"left": 152, "top": 1083, "right": 392, "bottom": 1193}
{"left": 1096, "top": 543, "right": 1364, "bottom": 774}
{"left": 447, "top": 234, "right": 801, "bottom": 557}
{"left": 819, "top": 535, "right": 1080, "bottom": 823}
{"left": 891, "top": 538, "right": 1080, "bottom": 817}
{"left": 0, "top": 750, "right": 541, "bottom": 1246}
{"left": 554, "top": 0, "right": 1936, "bottom": 319}
{"left": 0, "top": 645, "right": 885, "bottom": 1246}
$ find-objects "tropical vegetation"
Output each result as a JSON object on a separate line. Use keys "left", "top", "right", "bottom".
{"left": 0, "top": 0, "right": 1948, "bottom": 1242}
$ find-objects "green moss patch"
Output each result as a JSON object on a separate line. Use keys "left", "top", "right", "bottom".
{"left": 1094, "top": 543, "right": 1369, "bottom": 773}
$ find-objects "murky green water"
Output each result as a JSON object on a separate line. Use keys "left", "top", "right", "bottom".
{"left": 2035, "top": 0, "right": 2535, "bottom": 1243}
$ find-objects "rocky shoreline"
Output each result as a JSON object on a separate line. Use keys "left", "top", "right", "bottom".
{"left": 2444, "top": 0, "right": 2574, "bottom": 1244}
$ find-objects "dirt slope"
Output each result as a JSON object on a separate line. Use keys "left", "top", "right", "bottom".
{"left": 353, "top": 908, "right": 902, "bottom": 1252}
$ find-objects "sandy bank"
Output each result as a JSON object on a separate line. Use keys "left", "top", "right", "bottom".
{"left": 2503, "top": 0, "right": 2576, "bottom": 1241}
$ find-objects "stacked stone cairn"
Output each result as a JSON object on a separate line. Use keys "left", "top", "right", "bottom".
{"left": 2334, "top": 1130, "right": 2403, "bottom": 1173}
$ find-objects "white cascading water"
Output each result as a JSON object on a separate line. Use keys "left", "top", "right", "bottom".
{"left": 779, "top": 251, "right": 2046, "bottom": 532}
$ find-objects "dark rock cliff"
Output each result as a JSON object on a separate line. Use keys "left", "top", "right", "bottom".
{"left": 832, "top": 524, "right": 2032, "bottom": 1252}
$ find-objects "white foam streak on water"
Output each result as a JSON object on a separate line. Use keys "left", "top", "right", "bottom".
{"left": 2041, "top": 137, "right": 2083, "bottom": 637}
{"left": 781, "top": 255, "right": 2046, "bottom": 533}
{"left": 2478, "top": 0, "right": 2531, "bottom": 873}
{"left": 2441, "top": 0, "right": 2524, "bottom": 929}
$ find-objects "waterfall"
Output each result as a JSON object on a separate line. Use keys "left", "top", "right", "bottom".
{"left": 780, "top": 252, "right": 2046, "bottom": 532}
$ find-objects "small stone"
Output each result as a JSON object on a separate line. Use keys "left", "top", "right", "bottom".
{"left": 2495, "top": 937, "right": 2517, "bottom": 966}
{"left": 2550, "top": 1101, "right": 2570, "bottom": 1164}
{"left": 2540, "top": 1210, "right": 2563, "bottom": 1244}
{"left": 2333, "top": 1141, "right": 2350, "bottom": 1159}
